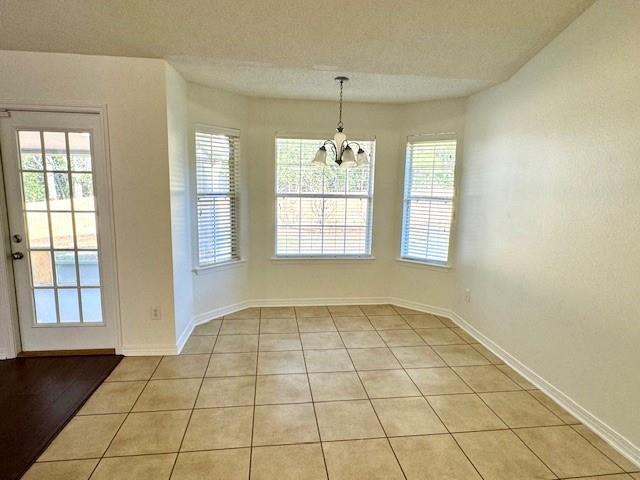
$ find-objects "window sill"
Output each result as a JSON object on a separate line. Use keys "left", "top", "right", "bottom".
{"left": 193, "top": 259, "right": 246, "bottom": 275}
{"left": 271, "top": 256, "right": 375, "bottom": 264}
{"left": 396, "top": 257, "right": 452, "bottom": 270}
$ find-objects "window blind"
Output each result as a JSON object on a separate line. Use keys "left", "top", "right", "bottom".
{"left": 275, "top": 137, "right": 375, "bottom": 257}
{"left": 401, "top": 138, "right": 456, "bottom": 265}
{"left": 195, "top": 128, "right": 240, "bottom": 266}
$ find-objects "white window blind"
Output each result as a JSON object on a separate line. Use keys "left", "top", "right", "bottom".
{"left": 195, "top": 128, "right": 240, "bottom": 266}
{"left": 401, "top": 138, "right": 457, "bottom": 266}
{"left": 275, "top": 137, "right": 375, "bottom": 257}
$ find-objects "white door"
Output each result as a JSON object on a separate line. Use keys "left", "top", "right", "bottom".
{"left": 0, "top": 110, "right": 118, "bottom": 352}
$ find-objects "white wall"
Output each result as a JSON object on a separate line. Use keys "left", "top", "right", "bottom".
{"left": 392, "top": 98, "right": 467, "bottom": 309}
{"left": 186, "top": 90, "right": 467, "bottom": 316}
{"left": 187, "top": 83, "right": 251, "bottom": 318}
{"left": 165, "top": 65, "right": 193, "bottom": 346}
{"left": 456, "top": 0, "right": 640, "bottom": 447}
{"left": 0, "top": 51, "right": 178, "bottom": 353}
{"left": 246, "top": 98, "right": 402, "bottom": 303}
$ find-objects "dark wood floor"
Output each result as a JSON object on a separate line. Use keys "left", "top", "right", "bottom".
{"left": 0, "top": 354, "right": 122, "bottom": 480}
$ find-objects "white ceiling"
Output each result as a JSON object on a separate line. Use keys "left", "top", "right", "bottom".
{"left": 0, "top": 0, "right": 594, "bottom": 103}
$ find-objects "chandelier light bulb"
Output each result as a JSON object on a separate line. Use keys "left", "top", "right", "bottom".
{"left": 356, "top": 148, "right": 369, "bottom": 166}
{"left": 312, "top": 145, "right": 328, "bottom": 165}
{"left": 341, "top": 145, "right": 356, "bottom": 167}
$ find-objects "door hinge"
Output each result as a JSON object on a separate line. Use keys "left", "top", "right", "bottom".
{"left": 0, "top": 110, "right": 11, "bottom": 118}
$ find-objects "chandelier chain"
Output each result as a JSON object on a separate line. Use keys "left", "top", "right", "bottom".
{"left": 337, "top": 79, "right": 344, "bottom": 129}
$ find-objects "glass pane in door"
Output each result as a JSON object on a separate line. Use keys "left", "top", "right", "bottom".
{"left": 17, "top": 129, "right": 104, "bottom": 325}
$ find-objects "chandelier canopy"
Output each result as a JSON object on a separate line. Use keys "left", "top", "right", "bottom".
{"left": 312, "top": 76, "right": 369, "bottom": 168}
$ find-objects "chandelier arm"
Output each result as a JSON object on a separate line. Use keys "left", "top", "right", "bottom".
{"left": 323, "top": 140, "right": 339, "bottom": 161}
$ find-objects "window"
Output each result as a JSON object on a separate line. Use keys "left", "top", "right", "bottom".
{"left": 275, "top": 137, "right": 375, "bottom": 257}
{"left": 194, "top": 127, "right": 240, "bottom": 266}
{"left": 401, "top": 137, "right": 457, "bottom": 266}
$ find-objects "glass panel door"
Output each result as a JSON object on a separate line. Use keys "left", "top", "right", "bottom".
{"left": 18, "top": 129, "right": 103, "bottom": 325}
{"left": 1, "top": 110, "right": 116, "bottom": 352}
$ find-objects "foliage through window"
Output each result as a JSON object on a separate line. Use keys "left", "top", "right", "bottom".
{"left": 275, "top": 137, "right": 375, "bottom": 257}
{"left": 195, "top": 128, "right": 240, "bottom": 266}
{"left": 401, "top": 138, "right": 456, "bottom": 265}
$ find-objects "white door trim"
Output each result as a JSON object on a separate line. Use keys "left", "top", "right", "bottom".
{"left": 0, "top": 102, "right": 122, "bottom": 357}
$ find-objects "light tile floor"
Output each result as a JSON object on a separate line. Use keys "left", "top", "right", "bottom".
{"left": 24, "top": 305, "right": 639, "bottom": 480}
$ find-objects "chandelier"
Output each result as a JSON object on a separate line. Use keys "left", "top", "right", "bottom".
{"left": 312, "top": 76, "right": 369, "bottom": 168}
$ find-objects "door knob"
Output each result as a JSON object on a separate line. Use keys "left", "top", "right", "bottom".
{"left": 11, "top": 252, "right": 24, "bottom": 260}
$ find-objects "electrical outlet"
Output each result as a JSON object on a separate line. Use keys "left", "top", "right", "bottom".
{"left": 464, "top": 289, "right": 471, "bottom": 303}
{"left": 150, "top": 306, "right": 162, "bottom": 321}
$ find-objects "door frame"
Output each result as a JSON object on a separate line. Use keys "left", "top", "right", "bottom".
{"left": 0, "top": 102, "right": 122, "bottom": 358}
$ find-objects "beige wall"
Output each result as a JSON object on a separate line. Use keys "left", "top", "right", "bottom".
{"left": 0, "top": 51, "right": 177, "bottom": 352}
{"left": 188, "top": 83, "right": 251, "bottom": 317}
{"left": 246, "top": 97, "right": 402, "bottom": 303}
{"left": 391, "top": 98, "right": 467, "bottom": 308}
{"left": 186, "top": 91, "right": 466, "bottom": 316}
{"left": 165, "top": 64, "right": 193, "bottom": 344}
{"left": 456, "top": 0, "right": 640, "bottom": 446}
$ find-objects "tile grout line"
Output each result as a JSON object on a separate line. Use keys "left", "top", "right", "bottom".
{"left": 382, "top": 306, "right": 487, "bottom": 480}
{"left": 415, "top": 318, "right": 566, "bottom": 479}
{"left": 341, "top": 330, "right": 409, "bottom": 480}
{"left": 89, "top": 356, "right": 165, "bottom": 478}
{"left": 243, "top": 311, "right": 263, "bottom": 479}
{"left": 569, "top": 424, "right": 639, "bottom": 473}
{"left": 167, "top": 333, "right": 219, "bottom": 478}
{"left": 295, "top": 309, "right": 331, "bottom": 480}
{"left": 43, "top": 305, "right": 634, "bottom": 478}
{"left": 398, "top": 308, "right": 571, "bottom": 479}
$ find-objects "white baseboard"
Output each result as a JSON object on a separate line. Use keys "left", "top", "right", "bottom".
{"left": 445, "top": 309, "right": 640, "bottom": 470}
{"left": 192, "top": 300, "right": 253, "bottom": 325}
{"left": 120, "top": 344, "right": 180, "bottom": 356}
{"left": 248, "top": 296, "right": 394, "bottom": 308}
{"left": 175, "top": 321, "right": 196, "bottom": 355}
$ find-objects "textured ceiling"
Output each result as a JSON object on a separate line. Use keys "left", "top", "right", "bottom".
{"left": 0, "top": 0, "right": 594, "bottom": 102}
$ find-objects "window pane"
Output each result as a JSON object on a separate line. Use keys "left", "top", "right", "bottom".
{"left": 54, "top": 251, "right": 77, "bottom": 286}
{"left": 323, "top": 166, "right": 347, "bottom": 194}
{"left": 22, "top": 172, "right": 47, "bottom": 210}
{"left": 75, "top": 212, "right": 97, "bottom": 249}
{"left": 47, "top": 172, "right": 71, "bottom": 210}
{"left": 27, "top": 212, "right": 50, "bottom": 248}
{"left": 19, "top": 131, "right": 43, "bottom": 170}
{"left": 50, "top": 212, "right": 74, "bottom": 248}
{"left": 401, "top": 139, "right": 456, "bottom": 264}
{"left": 34, "top": 288, "right": 57, "bottom": 324}
{"left": 68, "top": 132, "right": 92, "bottom": 171}
{"left": 277, "top": 197, "right": 300, "bottom": 226}
{"left": 30, "top": 251, "right": 53, "bottom": 287}
{"left": 78, "top": 251, "right": 100, "bottom": 286}
{"left": 43, "top": 131, "right": 68, "bottom": 171}
{"left": 275, "top": 137, "right": 375, "bottom": 256}
{"left": 276, "top": 165, "right": 300, "bottom": 193}
{"left": 58, "top": 288, "right": 80, "bottom": 323}
{"left": 195, "top": 130, "right": 240, "bottom": 265}
{"left": 72, "top": 173, "right": 95, "bottom": 211}
{"left": 81, "top": 288, "right": 103, "bottom": 323}
{"left": 300, "top": 198, "right": 323, "bottom": 226}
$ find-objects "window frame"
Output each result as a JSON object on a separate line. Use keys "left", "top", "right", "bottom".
{"left": 191, "top": 124, "right": 241, "bottom": 271}
{"left": 399, "top": 134, "right": 458, "bottom": 268}
{"left": 273, "top": 134, "right": 376, "bottom": 260}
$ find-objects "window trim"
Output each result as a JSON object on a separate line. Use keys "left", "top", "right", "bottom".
{"left": 400, "top": 133, "right": 458, "bottom": 268}
{"left": 191, "top": 124, "right": 242, "bottom": 270}
{"left": 273, "top": 135, "right": 376, "bottom": 259}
